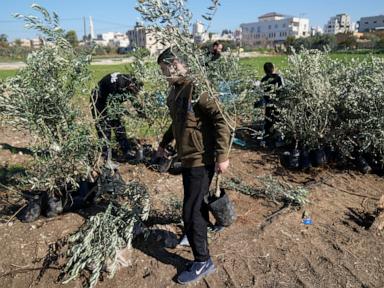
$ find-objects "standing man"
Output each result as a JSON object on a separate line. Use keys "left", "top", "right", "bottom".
{"left": 156, "top": 48, "right": 231, "bottom": 284}
{"left": 260, "top": 62, "right": 284, "bottom": 141}
{"left": 91, "top": 73, "right": 143, "bottom": 160}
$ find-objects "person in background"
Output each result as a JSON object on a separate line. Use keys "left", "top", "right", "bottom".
{"left": 156, "top": 47, "right": 231, "bottom": 285}
{"left": 207, "top": 41, "right": 223, "bottom": 62}
{"left": 260, "top": 62, "right": 284, "bottom": 142}
{"left": 91, "top": 73, "right": 143, "bottom": 160}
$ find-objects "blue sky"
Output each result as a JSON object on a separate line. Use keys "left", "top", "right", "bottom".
{"left": 1, "top": 0, "right": 383, "bottom": 40}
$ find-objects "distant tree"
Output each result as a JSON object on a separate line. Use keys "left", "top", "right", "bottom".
{"left": 336, "top": 33, "right": 357, "bottom": 50}
{"left": 284, "top": 36, "right": 296, "bottom": 49}
{"left": 285, "top": 34, "right": 336, "bottom": 53}
{"left": 65, "top": 30, "right": 78, "bottom": 47}
{"left": 376, "top": 37, "right": 384, "bottom": 49}
{"left": 0, "top": 34, "right": 8, "bottom": 47}
{"left": 311, "top": 34, "right": 336, "bottom": 50}
{"left": 14, "top": 39, "right": 22, "bottom": 46}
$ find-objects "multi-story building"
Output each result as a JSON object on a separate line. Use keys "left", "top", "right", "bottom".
{"left": 234, "top": 29, "right": 242, "bottom": 44}
{"left": 358, "top": 15, "right": 384, "bottom": 32}
{"left": 30, "top": 38, "right": 43, "bottom": 49}
{"left": 127, "top": 23, "right": 165, "bottom": 55}
{"left": 192, "top": 21, "right": 208, "bottom": 43}
{"left": 240, "top": 12, "right": 310, "bottom": 47}
{"left": 14, "top": 39, "right": 32, "bottom": 48}
{"left": 311, "top": 26, "right": 324, "bottom": 36}
{"left": 94, "top": 32, "right": 130, "bottom": 48}
{"left": 324, "top": 14, "right": 354, "bottom": 34}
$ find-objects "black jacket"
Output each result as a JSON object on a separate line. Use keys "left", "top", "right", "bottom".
{"left": 91, "top": 73, "right": 141, "bottom": 113}
{"left": 261, "top": 73, "right": 284, "bottom": 93}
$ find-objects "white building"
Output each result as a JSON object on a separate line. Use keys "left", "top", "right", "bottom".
{"left": 12, "top": 39, "right": 32, "bottom": 48}
{"left": 30, "top": 38, "right": 43, "bottom": 49}
{"left": 193, "top": 21, "right": 205, "bottom": 35}
{"left": 112, "top": 32, "right": 130, "bottom": 47}
{"left": 210, "top": 32, "right": 235, "bottom": 42}
{"left": 234, "top": 29, "right": 242, "bottom": 43}
{"left": 95, "top": 32, "right": 130, "bottom": 48}
{"left": 192, "top": 21, "right": 209, "bottom": 43}
{"left": 358, "top": 15, "right": 384, "bottom": 32}
{"left": 127, "top": 23, "right": 165, "bottom": 55}
{"left": 240, "top": 12, "right": 310, "bottom": 47}
{"left": 311, "top": 26, "right": 324, "bottom": 36}
{"left": 324, "top": 14, "right": 354, "bottom": 34}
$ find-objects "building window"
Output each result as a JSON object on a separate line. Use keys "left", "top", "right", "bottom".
{"left": 268, "top": 25, "right": 272, "bottom": 29}
{"left": 283, "top": 23, "right": 286, "bottom": 28}
{"left": 275, "top": 24, "right": 278, "bottom": 28}
{"left": 251, "top": 27, "right": 255, "bottom": 32}
{"left": 257, "top": 27, "right": 261, "bottom": 33}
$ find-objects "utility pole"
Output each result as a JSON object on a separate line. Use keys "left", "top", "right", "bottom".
{"left": 83, "top": 16, "right": 87, "bottom": 41}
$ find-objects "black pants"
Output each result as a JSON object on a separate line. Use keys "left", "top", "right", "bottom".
{"left": 265, "top": 105, "right": 279, "bottom": 138}
{"left": 182, "top": 165, "right": 214, "bottom": 262}
{"left": 92, "top": 109, "right": 131, "bottom": 158}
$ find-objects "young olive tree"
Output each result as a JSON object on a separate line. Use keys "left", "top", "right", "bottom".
{"left": 332, "top": 56, "right": 384, "bottom": 162}
{"left": 0, "top": 4, "right": 100, "bottom": 193}
{"left": 1, "top": 6, "right": 152, "bottom": 287}
{"left": 123, "top": 58, "right": 171, "bottom": 139}
{"left": 276, "top": 49, "right": 339, "bottom": 149}
{"left": 136, "top": 0, "right": 258, "bottom": 134}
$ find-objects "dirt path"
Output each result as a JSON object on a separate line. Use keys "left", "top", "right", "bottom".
{"left": 0, "top": 127, "right": 383, "bottom": 288}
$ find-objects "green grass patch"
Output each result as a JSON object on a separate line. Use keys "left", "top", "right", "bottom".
{"left": 90, "top": 64, "right": 133, "bottom": 84}
{"left": 2, "top": 53, "right": 382, "bottom": 82}
{"left": 0, "top": 69, "right": 18, "bottom": 79}
{"left": 240, "top": 55, "right": 288, "bottom": 75}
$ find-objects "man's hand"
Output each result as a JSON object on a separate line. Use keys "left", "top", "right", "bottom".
{"left": 215, "top": 159, "right": 230, "bottom": 174}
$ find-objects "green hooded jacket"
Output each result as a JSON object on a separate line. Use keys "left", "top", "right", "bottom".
{"left": 160, "top": 80, "right": 231, "bottom": 168}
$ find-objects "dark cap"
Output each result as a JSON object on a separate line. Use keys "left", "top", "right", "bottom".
{"left": 157, "top": 47, "right": 177, "bottom": 64}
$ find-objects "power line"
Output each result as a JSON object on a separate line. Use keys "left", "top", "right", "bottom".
{"left": 0, "top": 17, "right": 82, "bottom": 23}
{"left": 93, "top": 18, "right": 132, "bottom": 28}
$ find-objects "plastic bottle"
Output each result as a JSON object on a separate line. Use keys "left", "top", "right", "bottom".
{"left": 302, "top": 210, "right": 313, "bottom": 225}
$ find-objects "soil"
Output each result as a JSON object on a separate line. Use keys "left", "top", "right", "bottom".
{"left": 0, "top": 125, "right": 383, "bottom": 288}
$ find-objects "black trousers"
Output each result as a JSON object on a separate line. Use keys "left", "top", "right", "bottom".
{"left": 92, "top": 109, "right": 131, "bottom": 157}
{"left": 265, "top": 105, "right": 279, "bottom": 137}
{"left": 182, "top": 165, "right": 215, "bottom": 262}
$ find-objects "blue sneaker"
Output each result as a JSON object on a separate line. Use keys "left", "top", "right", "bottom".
{"left": 177, "top": 258, "right": 216, "bottom": 285}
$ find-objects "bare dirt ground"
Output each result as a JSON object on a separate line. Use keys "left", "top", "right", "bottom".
{"left": 0, "top": 125, "right": 383, "bottom": 288}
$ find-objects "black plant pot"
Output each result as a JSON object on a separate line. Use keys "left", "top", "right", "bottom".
{"left": 324, "top": 145, "right": 337, "bottom": 164}
{"left": 299, "top": 149, "right": 311, "bottom": 171}
{"left": 205, "top": 189, "right": 237, "bottom": 227}
{"left": 168, "top": 161, "right": 183, "bottom": 175}
{"left": 280, "top": 151, "right": 291, "bottom": 168}
{"left": 355, "top": 155, "right": 372, "bottom": 174}
{"left": 364, "top": 154, "right": 384, "bottom": 175}
{"left": 289, "top": 149, "right": 300, "bottom": 169}
{"left": 310, "top": 148, "right": 327, "bottom": 167}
